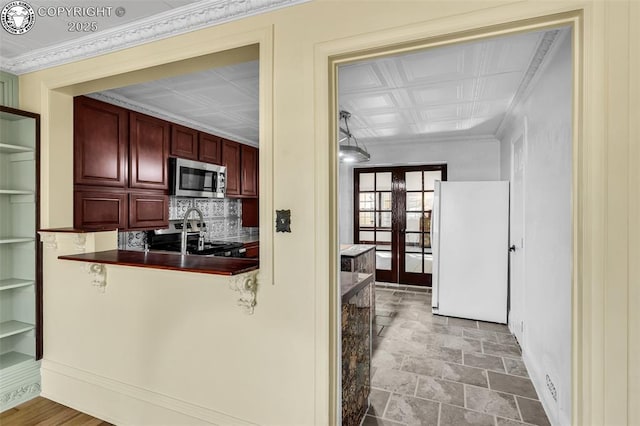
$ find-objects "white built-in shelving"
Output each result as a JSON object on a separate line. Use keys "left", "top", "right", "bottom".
{"left": 0, "top": 106, "right": 41, "bottom": 410}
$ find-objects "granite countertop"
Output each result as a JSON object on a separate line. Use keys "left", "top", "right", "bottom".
{"left": 59, "top": 250, "right": 259, "bottom": 276}
{"left": 340, "top": 244, "right": 375, "bottom": 257}
{"left": 340, "top": 271, "right": 374, "bottom": 302}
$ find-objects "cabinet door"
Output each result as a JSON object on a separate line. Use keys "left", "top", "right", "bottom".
{"left": 221, "top": 139, "right": 241, "bottom": 196}
{"left": 129, "top": 192, "right": 169, "bottom": 229}
{"left": 170, "top": 124, "right": 198, "bottom": 160}
{"left": 74, "top": 189, "right": 127, "bottom": 230}
{"left": 74, "top": 96, "right": 127, "bottom": 187}
{"left": 129, "top": 112, "right": 169, "bottom": 190}
{"left": 241, "top": 198, "right": 259, "bottom": 227}
{"left": 199, "top": 133, "right": 222, "bottom": 164}
{"left": 241, "top": 145, "right": 258, "bottom": 197}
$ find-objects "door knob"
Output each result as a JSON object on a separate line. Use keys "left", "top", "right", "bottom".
{"left": 509, "top": 245, "right": 516, "bottom": 252}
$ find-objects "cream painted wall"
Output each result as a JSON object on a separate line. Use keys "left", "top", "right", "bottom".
{"left": 499, "top": 32, "right": 572, "bottom": 426}
{"left": 18, "top": 1, "right": 639, "bottom": 425}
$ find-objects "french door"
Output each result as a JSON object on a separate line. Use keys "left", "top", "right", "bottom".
{"left": 354, "top": 165, "right": 447, "bottom": 286}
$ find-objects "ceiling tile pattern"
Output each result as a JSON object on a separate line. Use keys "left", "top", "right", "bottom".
{"left": 91, "top": 60, "right": 260, "bottom": 146}
{"left": 338, "top": 30, "right": 562, "bottom": 143}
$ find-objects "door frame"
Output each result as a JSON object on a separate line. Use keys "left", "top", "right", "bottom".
{"left": 317, "top": 8, "right": 593, "bottom": 425}
{"left": 509, "top": 120, "right": 528, "bottom": 345}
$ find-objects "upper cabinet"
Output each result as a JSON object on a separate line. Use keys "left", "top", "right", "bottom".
{"left": 198, "top": 133, "right": 222, "bottom": 164}
{"left": 170, "top": 124, "right": 198, "bottom": 160}
{"left": 221, "top": 140, "right": 258, "bottom": 198}
{"left": 222, "top": 139, "right": 241, "bottom": 196}
{"left": 240, "top": 145, "right": 258, "bottom": 197}
{"left": 129, "top": 112, "right": 169, "bottom": 190}
{"left": 74, "top": 96, "right": 127, "bottom": 187}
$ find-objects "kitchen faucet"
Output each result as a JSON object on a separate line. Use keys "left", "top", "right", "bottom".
{"left": 181, "top": 207, "right": 205, "bottom": 255}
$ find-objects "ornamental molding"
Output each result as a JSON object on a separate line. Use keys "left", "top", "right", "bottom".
{"left": 85, "top": 263, "right": 107, "bottom": 293}
{"left": 0, "top": 382, "right": 41, "bottom": 406}
{"left": 229, "top": 271, "right": 259, "bottom": 314}
{"left": 495, "top": 29, "right": 561, "bottom": 140}
{"left": 0, "top": 0, "right": 310, "bottom": 75}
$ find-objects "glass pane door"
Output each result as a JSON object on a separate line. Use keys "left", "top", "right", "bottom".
{"left": 399, "top": 169, "right": 442, "bottom": 285}
{"left": 355, "top": 171, "right": 395, "bottom": 282}
{"left": 354, "top": 165, "right": 446, "bottom": 286}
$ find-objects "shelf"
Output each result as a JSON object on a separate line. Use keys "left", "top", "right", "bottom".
{"left": 0, "top": 143, "right": 33, "bottom": 154}
{"left": 0, "top": 320, "right": 35, "bottom": 339}
{"left": 0, "top": 278, "right": 35, "bottom": 291}
{"left": 0, "top": 189, "right": 33, "bottom": 195}
{"left": 0, "top": 237, "right": 35, "bottom": 244}
{"left": 0, "top": 351, "right": 34, "bottom": 369}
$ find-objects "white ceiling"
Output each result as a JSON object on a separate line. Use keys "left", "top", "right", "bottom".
{"left": 89, "top": 60, "right": 260, "bottom": 146}
{"left": 0, "top": 0, "right": 309, "bottom": 74}
{"left": 338, "top": 28, "right": 565, "bottom": 144}
{"left": 88, "top": 28, "right": 566, "bottom": 149}
{"left": 1, "top": 1, "right": 566, "bottom": 149}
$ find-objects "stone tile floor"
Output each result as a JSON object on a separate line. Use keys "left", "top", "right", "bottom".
{"left": 364, "top": 284, "right": 551, "bottom": 426}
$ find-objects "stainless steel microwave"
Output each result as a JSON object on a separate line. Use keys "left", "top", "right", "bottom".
{"left": 169, "top": 157, "right": 226, "bottom": 198}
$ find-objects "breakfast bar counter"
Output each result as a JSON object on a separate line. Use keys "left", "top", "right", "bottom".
{"left": 59, "top": 250, "right": 259, "bottom": 276}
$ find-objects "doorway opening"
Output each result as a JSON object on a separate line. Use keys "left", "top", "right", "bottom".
{"left": 334, "top": 21, "right": 574, "bottom": 426}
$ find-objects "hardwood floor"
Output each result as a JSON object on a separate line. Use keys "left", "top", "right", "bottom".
{"left": 0, "top": 397, "right": 112, "bottom": 425}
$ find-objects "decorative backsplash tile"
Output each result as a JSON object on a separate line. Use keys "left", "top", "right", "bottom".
{"left": 120, "top": 197, "right": 254, "bottom": 249}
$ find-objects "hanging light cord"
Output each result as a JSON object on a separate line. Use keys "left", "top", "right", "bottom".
{"left": 339, "top": 110, "right": 365, "bottom": 150}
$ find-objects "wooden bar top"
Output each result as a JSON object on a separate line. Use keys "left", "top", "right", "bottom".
{"left": 59, "top": 250, "right": 259, "bottom": 276}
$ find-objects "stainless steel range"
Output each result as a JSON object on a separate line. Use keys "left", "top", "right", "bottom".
{"left": 146, "top": 220, "right": 246, "bottom": 257}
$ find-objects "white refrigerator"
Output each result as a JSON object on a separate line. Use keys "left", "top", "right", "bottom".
{"left": 431, "top": 181, "right": 509, "bottom": 324}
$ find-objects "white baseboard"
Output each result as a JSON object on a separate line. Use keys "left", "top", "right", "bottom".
{"left": 521, "top": 350, "right": 571, "bottom": 426}
{"left": 41, "top": 359, "right": 256, "bottom": 425}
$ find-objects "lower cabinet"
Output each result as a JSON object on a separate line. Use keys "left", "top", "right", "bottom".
{"left": 74, "top": 188, "right": 168, "bottom": 230}
{"left": 244, "top": 242, "right": 259, "bottom": 259}
{"left": 128, "top": 192, "right": 169, "bottom": 229}
{"left": 74, "top": 189, "right": 127, "bottom": 230}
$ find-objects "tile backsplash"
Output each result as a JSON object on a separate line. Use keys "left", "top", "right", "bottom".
{"left": 118, "top": 197, "right": 258, "bottom": 250}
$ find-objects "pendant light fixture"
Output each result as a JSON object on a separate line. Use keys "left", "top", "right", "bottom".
{"left": 339, "top": 110, "right": 370, "bottom": 163}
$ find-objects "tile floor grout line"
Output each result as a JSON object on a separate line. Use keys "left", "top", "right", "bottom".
{"left": 380, "top": 390, "right": 393, "bottom": 420}
{"left": 514, "top": 392, "right": 525, "bottom": 423}
{"left": 463, "top": 383, "right": 467, "bottom": 409}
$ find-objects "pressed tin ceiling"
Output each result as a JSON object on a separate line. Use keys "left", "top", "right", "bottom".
{"left": 338, "top": 28, "right": 567, "bottom": 144}
{"left": 1, "top": 1, "right": 567, "bottom": 148}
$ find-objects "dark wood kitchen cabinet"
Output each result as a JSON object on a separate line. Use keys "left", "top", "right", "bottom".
{"left": 170, "top": 124, "right": 198, "bottom": 160}
{"left": 222, "top": 139, "right": 258, "bottom": 198}
{"left": 128, "top": 192, "right": 169, "bottom": 229}
{"left": 73, "top": 97, "right": 169, "bottom": 231}
{"left": 74, "top": 96, "right": 128, "bottom": 187}
{"left": 240, "top": 145, "right": 258, "bottom": 197}
{"left": 129, "top": 112, "right": 170, "bottom": 190}
{"left": 74, "top": 189, "right": 128, "bottom": 230}
{"left": 222, "top": 139, "right": 241, "bottom": 196}
{"left": 199, "top": 133, "right": 222, "bottom": 164}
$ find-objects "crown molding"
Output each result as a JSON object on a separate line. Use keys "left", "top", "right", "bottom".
{"left": 0, "top": 0, "right": 310, "bottom": 75}
{"left": 495, "top": 28, "right": 563, "bottom": 140}
{"left": 362, "top": 133, "right": 499, "bottom": 147}
{"left": 88, "top": 92, "right": 259, "bottom": 147}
